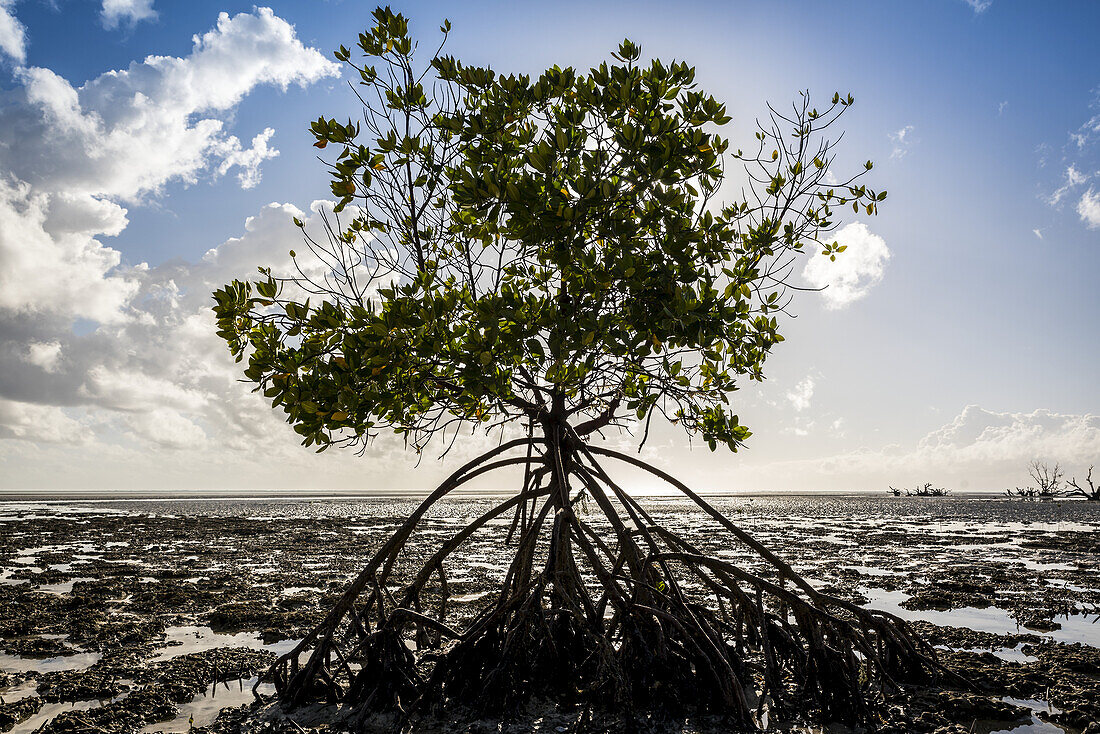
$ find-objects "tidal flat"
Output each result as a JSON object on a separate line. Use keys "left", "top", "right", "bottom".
{"left": 0, "top": 495, "right": 1097, "bottom": 733}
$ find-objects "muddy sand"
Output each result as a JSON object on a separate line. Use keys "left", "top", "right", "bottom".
{"left": 0, "top": 495, "right": 1098, "bottom": 733}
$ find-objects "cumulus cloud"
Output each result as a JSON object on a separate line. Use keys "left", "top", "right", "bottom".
{"left": 813, "top": 405, "right": 1100, "bottom": 487}
{"left": 23, "top": 341, "right": 62, "bottom": 373}
{"left": 0, "top": 8, "right": 338, "bottom": 328}
{"left": 786, "top": 376, "right": 815, "bottom": 412}
{"left": 0, "top": 0, "right": 25, "bottom": 63}
{"left": 125, "top": 408, "right": 207, "bottom": 449}
{"left": 802, "top": 222, "right": 891, "bottom": 309}
{"left": 101, "top": 0, "right": 157, "bottom": 29}
{"left": 1, "top": 8, "right": 338, "bottom": 203}
{"left": 0, "top": 9, "right": 353, "bottom": 477}
{"left": 0, "top": 398, "right": 87, "bottom": 444}
{"left": 0, "top": 198, "right": 431, "bottom": 488}
{"left": 0, "top": 177, "right": 140, "bottom": 323}
{"left": 215, "top": 128, "right": 280, "bottom": 189}
{"left": 0, "top": 199, "right": 339, "bottom": 461}
{"left": 1077, "top": 188, "right": 1100, "bottom": 229}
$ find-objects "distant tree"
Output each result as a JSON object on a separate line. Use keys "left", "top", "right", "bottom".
{"left": 213, "top": 7, "right": 947, "bottom": 728}
{"left": 1007, "top": 460, "right": 1064, "bottom": 500}
{"left": 1066, "top": 465, "right": 1099, "bottom": 501}
{"left": 1028, "top": 460, "right": 1064, "bottom": 495}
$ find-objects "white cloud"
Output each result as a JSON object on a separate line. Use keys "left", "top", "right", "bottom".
{"left": 46, "top": 192, "right": 130, "bottom": 238}
{"left": 1077, "top": 188, "right": 1100, "bottom": 229}
{"left": 0, "top": 177, "right": 140, "bottom": 323}
{"left": 2, "top": 8, "right": 338, "bottom": 204}
{"left": 23, "top": 341, "right": 62, "bottom": 373}
{"left": 997, "top": 100, "right": 1008, "bottom": 116}
{"left": 786, "top": 376, "right": 815, "bottom": 412}
{"left": 813, "top": 405, "right": 1100, "bottom": 485}
{"left": 0, "top": 199, "right": 345, "bottom": 471}
{"left": 1048, "top": 90, "right": 1100, "bottom": 230}
{"left": 785, "top": 416, "right": 815, "bottom": 437}
{"left": 201, "top": 200, "right": 306, "bottom": 274}
{"left": 125, "top": 408, "right": 207, "bottom": 449}
{"left": 1071, "top": 118, "right": 1100, "bottom": 150}
{"left": 0, "top": 0, "right": 25, "bottom": 63}
{"left": 101, "top": 0, "right": 157, "bottom": 29}
{"left": 0, "top": 198, "right": 436, "bottom": 489}
{"left": 1070, "top": 88, "right": 1100, "bottom": 150}
{"left": 0, "top": 398, "right": 86, "bottom": 444}
{"left": 215, "top": 127, "right": 280, "bottom": 189}
{"left": 0, "top": 8, "right": 338, "bottom": 327}
{"left": 889, "top": 125, "right": 915, "bottom": 160}
{"left": 962, "top": 0, "right": 992, "bottom": 13}
{"left": 1048, "top": 164, "right": 1088, "bottom": 206}
{"left": 80, "top": 366, "right": 210, "bottom": 413}
{"left": 1032, "top": 228, "right": 1043, "bottom": 240}
{"left": 0, "top": 10, "right": 355, "bottom": 478}
{"left": 802, "top": 222, "right": 891, "bottom": 309}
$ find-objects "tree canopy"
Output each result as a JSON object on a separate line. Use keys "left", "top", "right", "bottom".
{"left": 212, "top": 6, "right": 884, "bottom": 457}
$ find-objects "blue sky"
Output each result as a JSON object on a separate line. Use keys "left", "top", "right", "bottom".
{"left": 0, "top": 0, "right": 1096, "bottom": 492}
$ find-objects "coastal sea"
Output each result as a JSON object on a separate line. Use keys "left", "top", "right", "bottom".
{"left": 0, "top": 494, "right": 1098, "bottom": 733}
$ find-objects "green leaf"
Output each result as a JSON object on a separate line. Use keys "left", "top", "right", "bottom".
{"left": 210, "top": 24, "right": 878, "bottom": 471}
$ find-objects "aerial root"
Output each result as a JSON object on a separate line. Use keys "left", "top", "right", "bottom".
{"left": 268, "top": 435, "right": 955, "bottom": 730}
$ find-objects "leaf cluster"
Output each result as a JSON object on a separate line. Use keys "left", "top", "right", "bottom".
{"left": 212, "top": 7, "right": 884, "bottom": 455}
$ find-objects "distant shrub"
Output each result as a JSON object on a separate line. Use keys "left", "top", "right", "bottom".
{"left": 889, "top": 482, "right": 948, "bottom": 497}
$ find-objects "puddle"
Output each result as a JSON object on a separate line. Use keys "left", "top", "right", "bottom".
{"left": 936, "top": 643, "right": 1039, "bottom": 664}
{"left": 38, "top": 577, "right": 95, "bottom": 594}
{"left": 982, "top": 697, "right": 1067, "bottom": 734}
{"left": 280, "top": 586, "right": 322, "bottom": 596}
{"left": 931, "top": 521, "right": 1099, "bottom": 535}
{"left": 0, "top": 650, "right": 102, "bottom": 673}
{"left": 983, "top": 556, "right": 1077, "bottom": 573}
{"left": 1019, "top": 560, "right": 1076, "bottom": 573}
{"left": 841, "top": 564, "right": 902, "bottom": 577}
{"left": 1049, "top": 611, "right": 1100, "bottom": 648}
{"left": 451, "top": 591, "right": 491, "bottom": 603}
{"left": 865, "top": 589, "right": 1100, "bottom": 647}
{"left": 139, "top": 677, "right": 275, "bottom": 733}
{"left": 152, "top": 626, "right": 299, "bottom": 662}
{"left": 0, "top": 681, "right": 38, "bottom": 703}
{"left": 9, "top": 699, "right": 106, "bottom": 734}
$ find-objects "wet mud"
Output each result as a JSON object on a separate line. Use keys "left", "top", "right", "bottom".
{"left": 0, "top": 495, "right": 1097, "bottom": 733}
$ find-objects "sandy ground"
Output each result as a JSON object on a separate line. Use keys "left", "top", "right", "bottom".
{"left": 0, "top": 495, "right": 1097, "bottom": 734}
